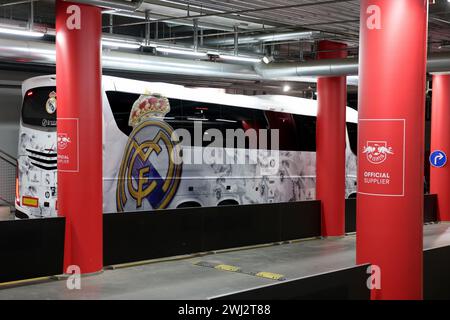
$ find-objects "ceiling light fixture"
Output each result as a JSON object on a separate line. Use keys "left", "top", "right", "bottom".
{"left": 156, "top": 47, "right": 207, "bottom": 57}
{"left": 220, "top": 54, "right": 261, "bottom": 63}
{"left": 102, "top": 39, "right": 141, "bottom": 49}
{"left": 262, "top": 56, "right": 275, "bottom": 64}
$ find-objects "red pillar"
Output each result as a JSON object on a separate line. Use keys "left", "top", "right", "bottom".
{"left": 56, "top": 0, "right": 103, "bottom": 274}
{"left": 357, "top": 0, "right": 428, "bottom": 299}
{"left": 430, "top": 75, "right": 450, "bottom": 221}
{"left": 316, "top": 40, "right": 347, "bottom": 237}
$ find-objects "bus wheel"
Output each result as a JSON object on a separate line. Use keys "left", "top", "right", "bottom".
{"left": 177, "top": 201, "right": 202, "bottom": 209}
{"left": 218, "top": 199, "right": 239, "bottom": 206}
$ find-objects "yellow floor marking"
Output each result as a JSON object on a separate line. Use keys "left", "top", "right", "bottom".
{"left": 195, "top": 261, "right": 285, "bottom": 281}
{"left": 214, "top": 264, "right": 241, "bottom": 272}
{"left": 255, "top": 271, "right": 285, "bottom": 281}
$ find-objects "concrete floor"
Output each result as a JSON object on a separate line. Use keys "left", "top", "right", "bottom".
{"left": 0, "top": 223, "right": 449, "bottom": 300}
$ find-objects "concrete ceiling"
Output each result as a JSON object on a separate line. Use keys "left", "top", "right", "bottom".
{"left": 0, "top": 0, "right": 449, "bottom": 97}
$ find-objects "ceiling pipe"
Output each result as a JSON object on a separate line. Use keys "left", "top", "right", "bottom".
{"left": 0, "top": 38, "right": 261, "bottom": 80}
{"left": 103, "top": 51, "right": 261, "bottom": 79}
{"left": 427, "top": 52, "right": 450, "bottom": 73}
{"left": 255, "top": 52, "right": 450, "bottom": 79}
{"left": 205, "top": 31, "right": 321, "bottom": 46}
{"left": 25, "top": 25, "right": 265, "bottom": 61}
{"left": 1, "top": 37, "right": 450, "bottom": 81}
{"left": 255, "top": 58, "right": 359, "bottom": 79}
{"left": 65, "top": 0, "right": 143, "bottom": 11}
{"left": 101, "top": 9, "right": 236, "bottom": 31}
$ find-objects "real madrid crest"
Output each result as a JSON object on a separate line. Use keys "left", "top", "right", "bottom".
{"left": 116, "top": 93, "right": 182, "bottom": 212}
{"left": 45, "top": 91, "right": 57, "bottom": 115}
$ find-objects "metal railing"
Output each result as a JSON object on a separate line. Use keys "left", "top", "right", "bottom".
{"left": 0, "top": 149, "right": 16, "bottom": 207}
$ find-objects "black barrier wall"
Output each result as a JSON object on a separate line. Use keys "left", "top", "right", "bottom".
{"left": 345, "top": 194, "right": 438, "bottom": 233}
{"left": 104, "top": 201, "right": 321, "bottom": 266}
{"left": 1, "top": 196, "right": 442, "bottom": 287}
{"left": 0, "top": 217, "right": 65, "bottom": 283}
{"left": 345, "top": 198, "right": 357, "bottom": 233}
{"left": 211, "top": 264, "right": 371, "bottom": 300}
{"left": 424, "top": 194, "right": 438, "bottom": 223}
{"left": 424, "top": 245, "right": 450, "bottom": 300}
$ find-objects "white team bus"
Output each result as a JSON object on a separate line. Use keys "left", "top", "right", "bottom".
{"left": 15, "top": 75, "right": 358, "bottom": 219}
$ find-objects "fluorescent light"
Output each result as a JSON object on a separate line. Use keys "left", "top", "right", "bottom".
{"left": 0, "top": 27, "right": 44, "bottom": 38}
{"left": 143, "top": 41, "right": 158, "bottom": 48}
{"left": 283, "top": 84, "right": 291, "bottom": 92}
{"left": 206, "top": 50, "right": 220, "bottom": 56}
{"left": 220, "top": 54, "right": 261, "bottom": 63}
{"left": 156, "top": 47, "right": 207, "bottom": 57}
{"left": 102, "top": 40, "right": 141, "bottom": 49}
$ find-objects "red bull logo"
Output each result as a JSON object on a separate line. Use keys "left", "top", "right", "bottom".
{"left": 362, "top": 141, "right": 394, "bottom": 165}
{"left": 57, "top": 133, "right": 71, "bottom": 150}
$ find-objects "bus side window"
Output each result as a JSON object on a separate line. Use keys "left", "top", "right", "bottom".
{"left": 266, "top": 111, "right": 300, "bottom": 152}
{"left": 221, "top": 105, "right": 264, "bottom": 149}
{"left": 106, "top": 92, "right": 184, "bottom": 137}
{"left": 346, "top": 122, "right": 358, "bottom": 155}
{"left": 106, "top": 91, "right": 139, "bottom": 136}
{"left": 293, "top": 115, "right": 317, "bottom": 152}
{"left": 167, "top": 99, "right": 224, "bottom": 148}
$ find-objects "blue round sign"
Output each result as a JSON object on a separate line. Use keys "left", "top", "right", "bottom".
{"left": 430, "top": 150, "right": 447, "bottom": 168}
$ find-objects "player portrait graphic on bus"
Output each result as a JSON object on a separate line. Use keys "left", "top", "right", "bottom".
{"left": 116, "top": 93, "right": 182, "bottom": 212}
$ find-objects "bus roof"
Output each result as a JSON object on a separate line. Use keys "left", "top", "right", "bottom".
{"left": 22, "top": 75, "right": 358, "bottom": 123}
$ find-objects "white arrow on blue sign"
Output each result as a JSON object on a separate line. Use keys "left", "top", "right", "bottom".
{"left": 430, "top": 150, "right": 447, "bottom": 168}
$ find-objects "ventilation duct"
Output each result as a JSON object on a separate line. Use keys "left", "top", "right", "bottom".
{"left": 0, "top": 38, "right": 261, "bottom": 81}
{"left": 255, "top": 53, "right": 450, "bottom": 79}
{"left": 205, "top": 31, "right": 321, "bottom": 46}
{"left": 255, "top": 58, "right": 359, "bottom": 79}
{"left": 1, "top": 37, "right": 450, "bottom": 80}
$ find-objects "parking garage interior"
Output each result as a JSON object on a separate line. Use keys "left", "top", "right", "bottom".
{"left": 0, "top": 0, "right": 450, "bottom": 305}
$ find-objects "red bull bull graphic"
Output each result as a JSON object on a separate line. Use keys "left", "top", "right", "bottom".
{"left": 362, "top": 141, "right": 394, "bottom": 165}
{"left": 57, "top": 133, "right": 71, "bottom": 150}
{"left": 57, "top": 118, "right": 79, "bottom": 172}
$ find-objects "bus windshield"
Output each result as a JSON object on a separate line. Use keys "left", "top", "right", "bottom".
{"left": 22, "top": 86, "right": 57, "bottom": 128}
